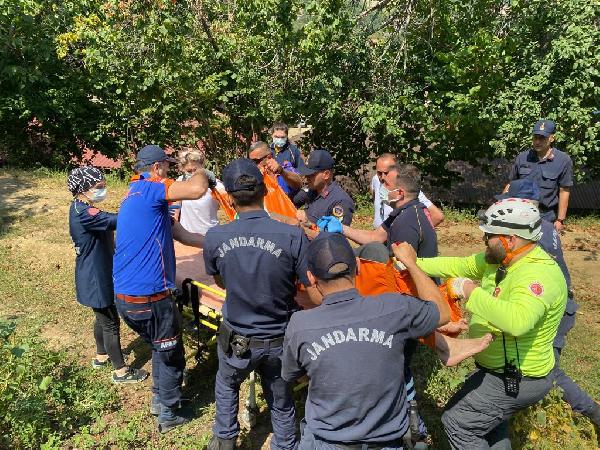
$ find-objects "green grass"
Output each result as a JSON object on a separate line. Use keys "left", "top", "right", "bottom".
{"left": 0, "top": 169, "right": 599, "bottom": 449}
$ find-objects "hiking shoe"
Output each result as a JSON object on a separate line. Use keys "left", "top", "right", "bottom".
{"left": 112, "top": 367, "right": 148, "bottom": 384}
{"left": 157, "top": 415, "right": 190, "bottom": 434}
{"left": 91, "top": 357, "right": 110, "bottom": 369}
{"left": 92, "top": 353, "right": 129, "bottom": 369}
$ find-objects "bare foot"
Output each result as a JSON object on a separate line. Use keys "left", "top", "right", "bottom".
{"left": 437, "top": 319, "right": 469, "bottom": 335}
{"left": 435, "top": 333, "right": 494, "bottom": 367}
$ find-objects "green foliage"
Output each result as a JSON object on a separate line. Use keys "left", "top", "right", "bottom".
{"left": 1, "top": 0, "right": 598, "bottom": 178}
{"left": 0, "top": 319, "right": 118, "bottom": 449}
{"left": 510, "top": 388, "right": 597, "bottom": 449}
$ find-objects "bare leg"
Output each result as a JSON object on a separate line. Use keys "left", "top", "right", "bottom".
{"left": 435, "top": 332, "right": 494, "bottom": 367}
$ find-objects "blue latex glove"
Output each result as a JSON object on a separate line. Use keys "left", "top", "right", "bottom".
{"left": 317, "top": 216, "right": 342, "bottom": 233}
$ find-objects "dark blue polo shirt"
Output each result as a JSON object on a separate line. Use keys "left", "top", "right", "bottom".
{"left": 69, "top": 200, "right": 118, "bottom": 309}
{"left": 203, "top": 209, "right": 310, "bottom": 339}
{"left": 113, "top": 175, "right": 176, "bottom": 295}
{"left": 295, "top": 181, "right": 355, "bottom": 225}
{"left": 281, "top": 288, "right": 439, "bottom": 443}
{"left": 382, "top": 199, "right": 438, "bottom": 258}
{"left": 538, "top": 220, "right": 577, "bottom": 320}
{"left": 509, "top": 148, "right": 573, "bottom": 214}
{"left": 270, "top": 141, "right": 306, "bottom": 171}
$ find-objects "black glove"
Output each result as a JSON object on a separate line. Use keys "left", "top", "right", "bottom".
{"left": 204, "top": 169, "right": 217, "bottom": 189}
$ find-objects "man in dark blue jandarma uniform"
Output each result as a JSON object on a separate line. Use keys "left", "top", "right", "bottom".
{"left": 498, "top": 179, "right": 600, "bottom": 427}
{"left": 203, "top": 158, "right": 310, "bottom": 450}
{"left": 281, "top": 234, "right": 451, "bottom": 449}
{"left": 294, "top": 149, "right": 355, "bottom": 226}
{"left": 113, "top": 144, "right": 208, "bottom": 433}
{"left": 507, "top": 119, "right": 573, "bottom": 230}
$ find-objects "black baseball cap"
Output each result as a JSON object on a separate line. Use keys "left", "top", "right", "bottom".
{"left": 298, "top": 149, "right": 335, "bottom": 176}
{"left": 307, "top": 233, "right": 356, "bottom": 280}
{"left": 222, "top": 158, "right": 264, "bottom": 193}
{"left": 135, "top": 144, "right": 176, "bottom": 169}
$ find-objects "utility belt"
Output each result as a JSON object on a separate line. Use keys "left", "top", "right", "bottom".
{"left": 330, "top": 436, "right": 407, "bottom": 450}
{"left": 324, "top": 422, "right": 416, "bottom": 450}
{"left": 217, "top": 322, "right": 284, "bottom": 357}
{"left": 116, "top": 290, "right": 171, "bottom": 304}
{"left": 475, "top": 363, "right": 547, "bottom": 382}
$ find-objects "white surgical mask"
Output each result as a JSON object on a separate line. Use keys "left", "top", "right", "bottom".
{"left": 89, "top": 187, "right": 107, "bottom": 203}
{"left": 379, "top": 185, "right": 399, "bottom": 205}
{"left": 273, "top": 137, "right": 287, "bottom": 147}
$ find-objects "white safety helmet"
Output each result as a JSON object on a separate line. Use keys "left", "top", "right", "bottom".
{"left": 478, "top": 198, "right": 542, "bottom": 241}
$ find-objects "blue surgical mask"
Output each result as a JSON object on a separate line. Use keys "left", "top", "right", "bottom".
{"left": 89, "top": 187, "right": 107, "bottom": 203}
{"left": 273, "top": 137, "right": 287, "bottom": 147}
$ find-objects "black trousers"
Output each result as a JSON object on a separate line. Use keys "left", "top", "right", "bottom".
{"left": 92, "top": 304, "right": 125, "bottom": 370}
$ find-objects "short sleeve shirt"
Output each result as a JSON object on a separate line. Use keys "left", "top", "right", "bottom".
{"left": 69, "top": 200, "right": 118, "bottom": 309}
{"left": 382, "top": 199, "right": 438, "bottom": 258}
{"left": 299, "top": 181, "right": 355, "bottom": 225}
{"left": 281, "top": 288, "right": 439, "bottom": 443}
{"left": 203, "top": 209, "right": 309, "bottom": 339}
{"left": 509, "top": 148, "right": 573, "bottom": 210}
{"left": 113, "top": 175, "right": 176, "bottom": 295}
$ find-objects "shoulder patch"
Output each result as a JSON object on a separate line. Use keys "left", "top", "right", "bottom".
{"left": 88, "top": 207, "right": 100, "bottom": 216}
{"left": 529, "top": 282, "right": 544, "bottom": 297}
{"left": 332, "top": 204, "right": 344, "bottom": 218}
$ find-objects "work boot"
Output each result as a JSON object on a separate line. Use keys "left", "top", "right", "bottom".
{"left": 150, "top": 395, "right": 161, "bottom": 416}
{"left": 207, "top": 435, "right": 236, "bottom": 450}
{"left": 157, "top": 404, "right": 190, "bottom": 434}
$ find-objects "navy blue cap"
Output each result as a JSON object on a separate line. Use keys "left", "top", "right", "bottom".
{"left": 135, "top": 144, "right": 176, "bottom": 169}
{"left": 298, "top": 149, "right": 335, "bottom": 176}
{"left": 495, "top": 179, "right": 541, "bottom": 202}
{"left": 308, "top": 233, "right": 356, "bottom": 280}
{"left": 222, "top": 158, "right": 264, "bottom": 192}
{"left": 532, "top": 120, "right": 556, "bottom": 137}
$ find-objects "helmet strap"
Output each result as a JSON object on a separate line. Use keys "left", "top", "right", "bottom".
{"left": 499, "top": 236, "right": 535, "bottom": 266}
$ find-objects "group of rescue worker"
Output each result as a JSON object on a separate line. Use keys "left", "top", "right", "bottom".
{"left": 68, "top": 119, "right": 600, "bottom": 449}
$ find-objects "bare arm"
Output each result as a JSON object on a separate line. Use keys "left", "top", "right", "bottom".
{"left": 265, "top": 158, "right": 303, "bottom": 190}
{"left": 342, "top": 224, "right": 387, "bottom": 245}
{"left": 279, "top": 168, "right": 303, "bottom": 190}
{"left": 427, "top": 204, "right": 445, "bottom": 227}
{"left": 392, "top": 242, "right": 451, "bottom": 326}
{"left": 167, "top": 171, "right": 208, "bottom": 201}
{"left": 556, "top": 186, "right": 570, "bottom": 225}
{"left": 172, "top": 220, "right": 204, "bottom": 248}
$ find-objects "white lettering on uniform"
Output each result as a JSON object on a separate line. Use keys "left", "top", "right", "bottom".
{"left": 307, "top": 328, "right": 393, "bottom": 361}
{"left": 312, "top": 341, "right": 326, "bottom": 356}
{"left": 346, "top": 328, "right": 357, "bottom": 341}
{"left": 371, "top": 329, "right": 385, "bottom": 344}
{"left": 332, "top": 330, "right": 345, "bottom": 343}
{"left": 358, "top": 328, "right": 370, "bottom": 341}
{"left": 216, "top": 235, "right": 283, "bottom": 259}
{"left": 321, "top": 333, "right": 335, "bottom": 348}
